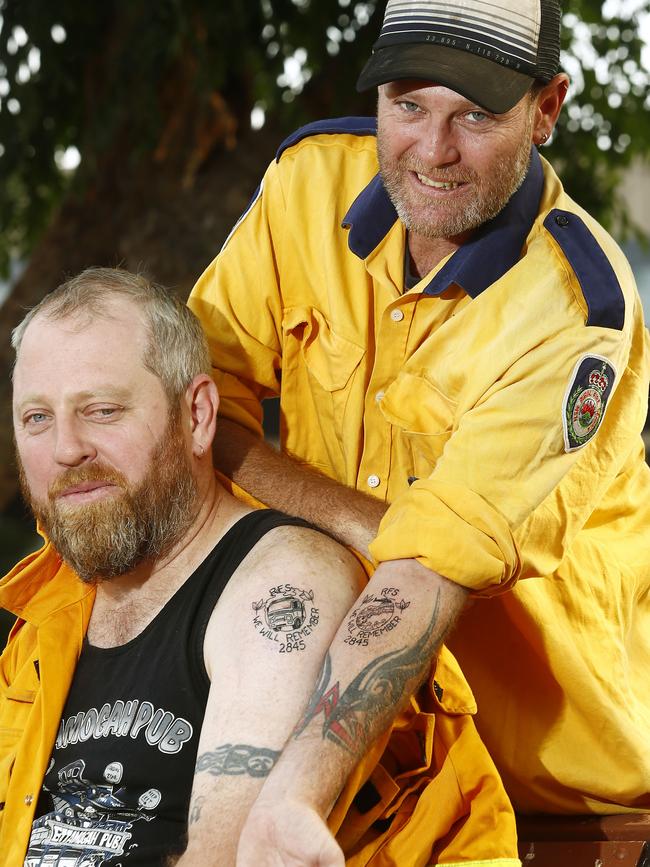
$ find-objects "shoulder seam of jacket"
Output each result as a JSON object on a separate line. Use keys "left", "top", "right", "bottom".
{"left": 275, "top": 117, "right": 377, "bottom": 162}
{"left": 543, "top": 208, "right": 625, "bottom": 331}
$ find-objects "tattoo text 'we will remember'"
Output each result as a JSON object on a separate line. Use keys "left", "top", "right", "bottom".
{"left": 251, "top": 583, "right": 320, "bottom": 653}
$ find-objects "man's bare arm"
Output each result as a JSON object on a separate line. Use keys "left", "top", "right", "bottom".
{"left": 216, "top": 418, "right": 469, "bottom": 865}
{"left": 172, "top": 525, "right": 364, "bottom": 867}
{"left": 214, "top": 418, "right": 387, "bottom": 559}
{"left": 236, "top": 559, "right": 468, "bottom": 866}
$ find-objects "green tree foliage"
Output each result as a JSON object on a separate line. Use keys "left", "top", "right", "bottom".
{"left": 0, "top": 0, "right": 649, "bottom": 278}
{"left": 0, "top": 0, "right": 379, "bottom": 278}
{"left": 554, "top": 1, "right": 650, "bottom": 236}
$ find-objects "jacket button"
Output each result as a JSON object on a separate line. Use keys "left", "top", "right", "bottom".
{"left": 24, "top": 793, "right": 34, "bottom": 805}
{"left": 555, "top": 213, "right": 570, "bottom": 227}
{"left": 390, "top": 309, "right": 404, "bottom": 322}
{"left": 367, "top": 474, "right": 381, "bottom": 489}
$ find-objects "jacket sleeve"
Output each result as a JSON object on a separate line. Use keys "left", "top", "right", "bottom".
{"left": 369, "top": 297, "right": 645, "bottom": 594}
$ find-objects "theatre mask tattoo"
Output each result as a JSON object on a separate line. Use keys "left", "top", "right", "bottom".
{"left": 195, "top": 744, "right": 280, "bottom": 779}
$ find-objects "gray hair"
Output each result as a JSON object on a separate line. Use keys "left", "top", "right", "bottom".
{"left": 12, "top": 267, "right": 212, "bottom": 401}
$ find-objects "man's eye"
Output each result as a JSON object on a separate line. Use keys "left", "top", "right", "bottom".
{"left": 89, "top": 406, "right": 121, "bottom": 419}
{"left": 466, "top": 110, "right": 489, "bottom": 122}
{"left": 26, "top": 412, "right": 48, "bottom": 425}
{"left": 398, "top": 100, "right": 420, "bottom": 113}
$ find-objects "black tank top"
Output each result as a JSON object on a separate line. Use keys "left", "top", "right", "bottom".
{"left": 25, "top": 509, "right": 310, "bottom": 867}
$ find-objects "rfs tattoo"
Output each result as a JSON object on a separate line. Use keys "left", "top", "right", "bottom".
{"left": 252, "top": 583, "right": 320, "bottom": 653}
{"left": 344, "top": 587, "right": 410, "bottom": 647}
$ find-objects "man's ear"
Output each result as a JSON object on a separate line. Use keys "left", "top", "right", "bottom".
{"left": 184, "top": 374, "right": 219, "bottom": 459}
{"left": 533, "top": 73, "right": 569, "bottom": 145}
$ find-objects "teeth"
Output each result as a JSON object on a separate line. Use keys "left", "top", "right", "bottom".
{"left": 416, "top": 173, "right": 460, "bottom": 189}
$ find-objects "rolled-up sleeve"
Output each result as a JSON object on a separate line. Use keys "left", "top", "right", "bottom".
{"left": 370, "top": 321, "right": 632, "bottom": 594}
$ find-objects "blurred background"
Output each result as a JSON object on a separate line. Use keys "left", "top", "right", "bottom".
{"left": 1, "top": 0, "right": 649, "bottom": 636}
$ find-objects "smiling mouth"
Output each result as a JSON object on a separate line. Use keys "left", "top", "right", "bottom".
{"left": 415, "top": 172, "right": 464, "bottom": 190}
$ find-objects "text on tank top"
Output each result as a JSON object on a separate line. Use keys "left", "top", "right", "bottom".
{"left": 24, "top": 509, "right": 312, "bottom": 867}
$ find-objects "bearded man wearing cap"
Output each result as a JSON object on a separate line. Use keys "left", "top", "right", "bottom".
{"left": 189, "top": 1, "right": 650, "bottom": 863}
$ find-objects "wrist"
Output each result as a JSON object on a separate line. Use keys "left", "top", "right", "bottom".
{"left": 254, "top": 752, "right": 344, "bottom": 819}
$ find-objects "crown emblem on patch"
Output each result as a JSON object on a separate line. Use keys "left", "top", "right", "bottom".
{"left": 588, "top": 367, "right": 609, "bottom": 392}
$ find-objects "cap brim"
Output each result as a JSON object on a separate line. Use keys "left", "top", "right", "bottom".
{"left": 356, "top": 44, "right": 533, "bottom": 114}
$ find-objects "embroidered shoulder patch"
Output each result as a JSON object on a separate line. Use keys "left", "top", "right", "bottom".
{"left": 562, "top": 355, "right": 616, "bottom": 452}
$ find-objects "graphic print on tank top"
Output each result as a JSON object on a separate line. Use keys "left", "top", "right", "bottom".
{"left": 24, "top": 509, "right": 312, "bottom": 866}
{"left": 25, "top": 687, "right": 196, "bottom": 867}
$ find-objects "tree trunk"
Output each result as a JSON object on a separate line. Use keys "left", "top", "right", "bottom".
{"left": 0, "top": 123, "right": 279, "bottom": 516}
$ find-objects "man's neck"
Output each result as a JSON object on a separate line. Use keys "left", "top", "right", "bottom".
{"left": 87, "top": 479, "right": 251, "bottom": 647}
{"left": 407, "top": 229, "right": 471, "bottom": 282}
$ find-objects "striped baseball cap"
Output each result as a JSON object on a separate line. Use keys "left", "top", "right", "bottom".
{"left": 357, "top": 0, "right": 562, "bottom": 113}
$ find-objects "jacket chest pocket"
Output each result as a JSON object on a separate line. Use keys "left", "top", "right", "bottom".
{"left": 281, "top": 306, "right": 366, "bottom": 470}
{"left": 378, "top": 372, "right": 457, "bottom": 479}
{"left": 0, "top": 681, "right": 38, "bottom": 804}
{"left": 1, "top": 682, "right": 37, "bottom": 744}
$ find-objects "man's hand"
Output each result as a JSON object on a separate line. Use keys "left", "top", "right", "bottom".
{"left": 237, "top": 798, "right": 344, "bottom": 867}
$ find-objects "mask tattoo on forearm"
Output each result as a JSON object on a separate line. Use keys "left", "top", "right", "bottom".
{"left": 195, "top": 744, "right": 280, "bottom": 779}
{"left": 251, "top": 583, "right": 319, "bottom": 653}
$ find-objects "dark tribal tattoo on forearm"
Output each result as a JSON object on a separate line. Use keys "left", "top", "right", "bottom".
{"left": 293, "top": 590, "right": 443, "bottom": 754}
{"left": 195, "top": 744, "right": 281, "bottom": 778}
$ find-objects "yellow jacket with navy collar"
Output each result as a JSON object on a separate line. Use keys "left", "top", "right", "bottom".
{"left": 189, "top": 117, "right": 650, "bottom": 815}
{"left": 0, "top": 476, "right": 521, "bottom": 867}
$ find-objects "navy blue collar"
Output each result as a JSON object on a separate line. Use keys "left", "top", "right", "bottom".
{"left": 342, "top": 173, "right": 399, "bottom": 260}
{"left": 342, "top": 148, "right": 544, "bottom": 298}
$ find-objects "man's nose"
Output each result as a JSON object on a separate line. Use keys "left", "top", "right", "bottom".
{"left": 53, "top": 417, "right": 96, "bottom": 466}
{"left": 422, "top": 120, "right": 459, "bottom": 166}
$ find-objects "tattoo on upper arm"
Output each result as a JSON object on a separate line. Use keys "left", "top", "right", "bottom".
{"left": 293, "top": 590, "right": 442, "bottom": 755}
{"left": 195, "top": 744, "right": 281, "bottom": 778}
{"left": 344, "top": 587, "right": 410, "bottom": 647}
{"left": 251, "top": 583, "right": 319, "bottom": 653}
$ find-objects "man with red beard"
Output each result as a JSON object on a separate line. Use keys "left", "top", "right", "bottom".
{"left": 188, "top": 0, "right": 650, "bottom": 863}
{"left": 0, "top": 267, "right": 367, "bottom": 866}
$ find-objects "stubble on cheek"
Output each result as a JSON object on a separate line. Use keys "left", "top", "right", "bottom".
{"left": 376, "top": 113, "right": 535, "bottom": 241}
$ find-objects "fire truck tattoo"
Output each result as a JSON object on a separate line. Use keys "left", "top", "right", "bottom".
{"left": 252, "top": 584, "right": 320, "bottom": 653}
{"left": 344, "top": 587, "right": 410, "bottom": 647}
